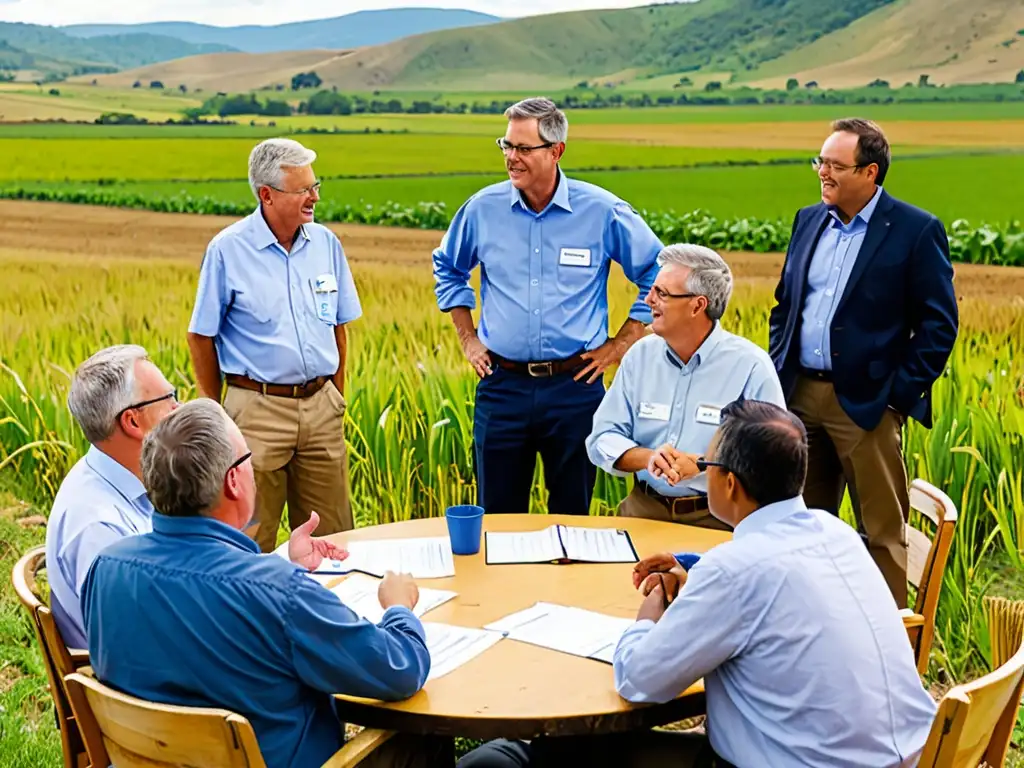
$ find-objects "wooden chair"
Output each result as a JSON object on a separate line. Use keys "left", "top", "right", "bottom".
{"left": 64, "top": 669, "right": 395, "bottom": 768}
{"left": 984, "top": 596, "right": 1024, "bottom": 669}
{"left": 11, "top": 545, "right": 91, "bottom": 768}
{"left": 901, "top": 479, "right": 958, "bottom": 675}
{"left": 916, "top": 630, "right": 1024, "bottom": 766}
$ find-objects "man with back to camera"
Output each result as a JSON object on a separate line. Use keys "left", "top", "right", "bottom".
{"left": 768, "top": 118, "right": 958, "bottom": 607}
{"left": 432, "top": 97, "right": 663, "bottom": 516}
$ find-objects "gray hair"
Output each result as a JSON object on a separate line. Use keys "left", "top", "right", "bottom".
{"left": 67, "top": 345, "right": 149, "bottom": 444}
{"left": 248, "top": 137, "right": 317, "bottom": 200}
{"left": 657, "top": 244, "right": 733, "bottom": 321}
{"left": 504, "top": 97, "right": 568, "bottom": 144}
{"left": 141, "top": 399, "right": 235, "bottom": 518}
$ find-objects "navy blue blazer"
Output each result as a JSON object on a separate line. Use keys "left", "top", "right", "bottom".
{"left": 768, "top": 188, "right": 959, "bottom": 431}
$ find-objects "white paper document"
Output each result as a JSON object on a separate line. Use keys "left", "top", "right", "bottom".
{"left": 313, "top": 537, "right": 456, "bottom": 579}
{"left": 485, "top": 526, "right": 638, "bottom": 565}
{"left": 423, "top": 623, "right": 504, "bottom": 681}
{"left": 484, "top": 602, "right": 634, "bottom": 664}
{"left": 330, "top": 573, "right": 457, "bottom": 625}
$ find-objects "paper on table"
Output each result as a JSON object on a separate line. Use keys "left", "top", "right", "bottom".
{"left": 561, "top": 526, "right": 637, "bottom": 563}
{"left": 484, "top": 602, "right": 634, "bottom": 664}
{"left": 314, "top": 537, "right": 455, "bottom": 579}
{"left": 423, "top": 623, "right": 504, "bottom": 681}
{"left": 330, "top": 573, "right": 457, "bottom": 625}
{"left": 484, "top": 527, "right": 563, "bottom": 564}
{"left": 485, "top": 526, "right": 637, "bottom": 564}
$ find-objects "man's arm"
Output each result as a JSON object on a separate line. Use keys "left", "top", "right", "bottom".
{"left": 332, "top": 324, "right": 348, "bottom": 396}
{"left": 188, "top": 243, "right": 228, "bottom": 399}
{"left": 768, "top": 210, "right": 801, "bottom": 358}
{"left": 888, "top": 218, "right": 959, "bottom": 416}
{"left": 585, "top": 351, "right": 638, "bottom": 477}
{"left": 187, "top": 333, "right": 222, "bottom": 400}
{"left": 331, "top": 234, "right": 362, "bottom": 397}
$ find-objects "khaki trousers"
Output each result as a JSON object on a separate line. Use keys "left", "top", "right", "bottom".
{"left": 618, "top": 485, "right": 731, "bottom": 532}
{"left": 223, "top": 381, "right": 353, "bottom": 553}
{"left": 789, "top": 376, "right": 909, "bottom": 607}
{"left": 359, "top": 733, "right": 454, "bottom": 768}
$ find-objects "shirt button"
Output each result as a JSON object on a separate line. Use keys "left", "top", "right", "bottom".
{"left": 534, "top": 248, "right": 540, "bottom": 253}
{"left": 531, "top": 279, "right": 539, "bottom": 286}
{"left": 825, "top": 290, "right": 833, "bottom": 297}
{"left": 818, "top": 321, "right": 824, "bottom": 327}
{"left": 815, "top": 349, "right": 822, "bottom": 356}
{"left": 534, "top": 309, "right": 540, "bottom": 315}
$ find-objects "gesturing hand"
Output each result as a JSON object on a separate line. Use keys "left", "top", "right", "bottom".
{"left": 378, "top": 571, "right": 419, "bottom": 612}
{"left": 287, "top": 511, "right": 349, "bottom": 571}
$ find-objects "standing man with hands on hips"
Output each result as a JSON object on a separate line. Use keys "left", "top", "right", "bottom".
{"left": 432, "top": 97, "right": 663, "bottom": 516}
{"left": 188, "top": 138, "right": 362, "bottom": 552}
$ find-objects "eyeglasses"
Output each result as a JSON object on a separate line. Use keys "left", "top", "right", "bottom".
{"left": 268, "top": 181, "right": 321, "bottom": 195}
{"left": 811, "top": 157, "right": 866, "bottom": 173}
{"left": 227, "top": 451, "right": 252, "bottom": 474}
{"left": 115, "top": 389, "right": 178, "bottom": 420}
{"left": 496, "top": 138, "right": 554, "bottom": 155}
{"left": 651, "top": 286, "right": 700, "bottom": 301}
{"left": 696, "top": 458, "right": 728, "bottom": 472}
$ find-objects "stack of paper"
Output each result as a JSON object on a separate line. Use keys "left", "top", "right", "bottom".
{"left": 484, "top": 602, "right": 634, "bottom": 664}
{"left": 485, "top": 526, "right": 638, "bottom": 565}
{"left": 330, "top": 573, "right": 457, "bottom": 625}
{"left": 423, "top": 623, "right": 504, "bottom": 681}
{"left": 313, "top": 536, "right": 456, "bottom": 579}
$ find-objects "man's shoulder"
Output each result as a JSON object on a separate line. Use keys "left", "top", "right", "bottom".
{"left": 566, "top": 176, "right": 636, "bottom": 213}
{"left": 207, "top": 210, "right": 260, "bottom": 250}
{"left": 882, "top": 190, "right": 940, "bottom": 228}
{"left": 302, "top": 221, "right": 340, "bottom": 245}
{"left": 716, "top": 328, "right": 773, "bottom": 364}
{"left": 49, "top": 456, "right": 130, "bottom": 527}
{"left": 462, "top": 180, "right": 514, "bottom": 211}
{"left": 621, "top": 333, "right": 665, "bottom": 367}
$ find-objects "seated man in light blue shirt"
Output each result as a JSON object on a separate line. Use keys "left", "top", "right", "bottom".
{"left": 461, "top": 399, "right": 937, "bottom": 768}
{"left": 82, "top": 399, "right": 450, "bottom": 768}
{"left": 586, "top": 244, "right": 785, "bottom": 529}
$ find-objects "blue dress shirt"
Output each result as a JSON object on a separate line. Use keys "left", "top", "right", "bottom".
{"left": 81, "top": 514, "right": 430, "bottom": 768}
{"left": 614, "top": 496, "right": 937, "bottom": 767}
{"left": 189, "top": 207, "right": 362, "bottom": 384}
{"left": 586, "top": 325, "right": 785, "bottom": 497}
{"left": 432, "top": 170, "right": 663, "bottom": 361}
{"left": 799, "top": 185, "right": 882, "bottom": 370}
{"left": 45, "top": 446, "right": 154, "bottom": 649}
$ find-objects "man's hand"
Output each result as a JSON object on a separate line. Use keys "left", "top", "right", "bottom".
{"left": 638, "top": 567, "right": 688, "bottom": 603}
{"left": 460, "top": 335, "right": 493, "bottom": 378}
{"left": 378, "top": 571, "right": 419, "bottom": 612}
{"left": 632, "top": 552, "right": 681, "bottom": 589}
{"left": 637, "top": 580, "right": 668, "bottom": 623}
{"left": 287, "top": 511, "right": 349, "bottom": 571}
{"left": 647, "top": 446, "right": 700, "bottom": 486}
{"left": 575, "top": 337, "right": 628, "bottom": 384}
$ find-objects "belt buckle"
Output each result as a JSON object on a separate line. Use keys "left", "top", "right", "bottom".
{"left": 292, "top": 384, "right": 301, "bottom": 397}
{"left": 527, "top": 361, "right": 552, "bottom": 377}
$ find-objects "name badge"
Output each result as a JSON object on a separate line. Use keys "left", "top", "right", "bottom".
{"left": 559, "top": 247, "right": 591, "bottom": 267}
{"left": 695, "top": 404, "right": 722, "bottom": 426}
{"left": 314, "top": 273, "right": 339, "bottom": 293}
{"left": 638, "top": 402, "right": 671, "bottom": 421}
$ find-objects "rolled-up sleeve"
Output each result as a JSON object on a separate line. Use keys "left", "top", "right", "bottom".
{"left": 330, "top": 234, "right": 362, "bottom": 325}
{"left": 284, "top": 572, "right": 430, "bottom": 701}
{"left": 586, "top": 352, "right": 638, "bottom": 476}
{"left": 605, "top": 203, "right": 662, "bottom": 324}
{"left": 432, "top": 200, "right": 479, "bottom": 312}
{"left": 188, "top": 243, "right": 228, "bottom": 337}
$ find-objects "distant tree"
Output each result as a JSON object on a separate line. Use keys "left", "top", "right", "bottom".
{"left": 48, "top": 88, "right": 60, "bottom": 96}
{"left": 575, "top": 80, "right": 589, "bottom": 89}
{"left": 867, "top": 78, "right": 889, "bottom": 88}
{"left": 704, "top": 80, "right": 722, "bottom": 92}
{"left": 262, "top": 99, "right": 292, "bottom": 116}
{"left": 91, "top": 79, "right": 98, "bottom": 86}
{"left": 1016, "top": 69, "right": 1024, "bottom": 84}
{"left": 786, "top": 77, "right": 799, "bottom": 91}
{"left": 305, "top": 90, "right": 352, "bottom": 115}
{"left": 149, "top": 80, "right": 164, "bottom": 89}
{"left": 678, "top": 76, "right": 692, "bottom": 86}
{"left": 178, "top": 84, "right": 188, "bottom": 94}
{"left": 918, "top": 74, "right": 930, "bottom": 87}
{"left": 132, "top": 80, "right": 141, "bottom": 88}
{"left": 290, "top": 71, "right": 322, "bottom": 90}
{"left": 804, "top": 80, "right": 818, "bottom": 89}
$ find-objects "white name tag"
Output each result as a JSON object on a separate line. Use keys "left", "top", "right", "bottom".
{"left": 695, "top": 405, "right": 722, "bottom": 425}
{"left": 314, "top": 273, "right": 338, "bottom": 293}
{"left": 559, "top": 247, "right": 591, "bottom": 267}
{"left": 638, "top": 402, "right": 671, "bottom": 421}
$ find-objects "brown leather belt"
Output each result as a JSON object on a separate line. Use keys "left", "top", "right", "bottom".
{"left": 225, "top": 373, "right": 328, "bottom": 398}
{"left": 636, "top": 479, "right": 709, "bottom": 516}
{"left": 491, "top": 352, "right": 587, "bottom": 377}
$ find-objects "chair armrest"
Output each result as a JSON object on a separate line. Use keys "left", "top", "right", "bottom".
{"left": 68, "top": 648, "right": 91, "bottom": 668}
{"left": 900, "top": 609, "right": 925, "bottom": 629}
{"left": 321, "top": 729, "right": 395, "bottom": 768}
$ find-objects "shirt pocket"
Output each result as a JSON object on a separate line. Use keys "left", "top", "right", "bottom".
{"left": 232, "top": 288, "right": 276, "bottom": 325}
{"left": 554, "top": 243, "right": 602, "bottom": 293}
{"left": 308, "top": 274, "right": 339, "bottom": 325}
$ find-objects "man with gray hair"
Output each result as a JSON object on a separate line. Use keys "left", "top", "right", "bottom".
{"left": 188, "top": 137, "right": 362, "bottom": 552}
{"left": 585, "top": 244, "right": 785, "bottom": 528}
{"left": 433, "top": 97, "right": 663, "bottom": 516}
{"left": 81, "top": 399, "right": 451, "bottom": 768}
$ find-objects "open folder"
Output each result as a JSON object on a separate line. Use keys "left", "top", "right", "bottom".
{"left": 484, "top": 525, "right": 639, "bottom": 565}
{"left": 484, "top": 602, "right": 633, "bottom": 664}
{"left": 312, "top": 537, "right": 456, "bottom": 579}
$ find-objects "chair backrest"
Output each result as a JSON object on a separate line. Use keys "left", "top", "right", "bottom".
{"left": 985, "top": 596, "right": 1024, "bottom": 670}
{"left": 64, "top": 670, "right": 267, "bottom": 768}
{"left": 11, "top": 545, "right": 88, "bottom": 768}
{"left": 905, "top": 479, "right": 958, "bottom": 675}
{"left": 917, "top": 636, "right": 1024, "bottom": 767}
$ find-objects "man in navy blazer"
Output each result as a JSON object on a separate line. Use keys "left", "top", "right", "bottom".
{"left": 768, "top": 118, "right": 958, "bottom": 607}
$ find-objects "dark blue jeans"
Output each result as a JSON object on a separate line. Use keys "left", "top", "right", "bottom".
{"left": 472, "top": 366, "right": 605, "bottom": 515}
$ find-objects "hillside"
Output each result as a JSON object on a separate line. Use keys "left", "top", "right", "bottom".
{"left": 61, "top": 9, "right": 503, "bottom": 54}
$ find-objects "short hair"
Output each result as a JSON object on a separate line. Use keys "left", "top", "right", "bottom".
{"left": 141, "top": 399, "right": 235, "bottom": 518}
{"left": 504, "top": 97, "right": 568, "bottom": 144}
{"left": 831, "top": 117, "right": 891, "bottom": 185}
{"left": 713, "top": 399, "right": 807, "bottom": 507}
{"left": 657, "top": 243, "right": 734, "bottom": 321}
{"left": 67, "top": 345, "right": 149, "bottom": 444}
{"left": 248, "top": 137, "right": 317, "bottom": 200}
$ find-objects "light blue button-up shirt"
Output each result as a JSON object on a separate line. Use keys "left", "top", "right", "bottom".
{"left": 44, "top": 446, "right": 155, "bottom": 649}
{"left": 586, "top": 325, "right": 785, "bottom": 496}
{"left": 189, "top": 207, "right": 362, "bottom": 384}
{"left": 432, "top": 170, "right": 663, "bottom": 361}
{"left": 82, "top": 513, "right": 430, "bottom": 768}
{"left": 800, "top": 185, "right": 882, "bottom": 370}
{"left": 614, "top": 496, "right": 937, "bottom": 767}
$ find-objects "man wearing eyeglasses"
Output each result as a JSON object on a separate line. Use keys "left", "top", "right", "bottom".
{"left": 585, "top": 244, "right": 785, "bottom": 528}
{"left": 768, "top": 118, "right": 958, "bottom": 607}
{"left": 432, "top": 97, "right": 663, "bottom": 516}
{"left": 188, "top": 137, "right": 362, "bottom": 553}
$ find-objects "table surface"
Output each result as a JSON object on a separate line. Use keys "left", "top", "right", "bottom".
{"left": 324, "top": 513, "right": 731, "bottom": 739}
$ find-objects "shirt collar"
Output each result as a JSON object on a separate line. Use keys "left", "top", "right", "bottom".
{"left": 247, "top": 207, "right": 310, "bottom": 251}
{"left": 828, "top": 184, "right": 882, "bottom": 229}
{"left": 152, "top": 513, "right": 261, "bottom": 554}
{"left": 732, "top": 495, "right": 808, "bottom": 539}
{"left": 509, "top": 167, "right": 573, "bottom": 214}
{"left": 663, "top": 322, "right": 725, "bottom": 369}
{"left": 85, "top": 445, "right": 148, "bottom": 504}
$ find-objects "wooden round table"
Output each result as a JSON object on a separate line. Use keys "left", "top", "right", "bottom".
{"left": 325, "top": 513, "right": 730, "bottom": 740}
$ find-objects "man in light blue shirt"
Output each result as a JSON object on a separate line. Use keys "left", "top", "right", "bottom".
{"left": 188, "top": 138, "right": 362, "bottom": 552}
{"left": 433, "top": 97, "right": 663, "bottom": 515}
{"left": 462, "top": 399, "right": 936, "bottom": 767}
{"left": 586, "top": 244, "right": 784, "bottom": 528}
